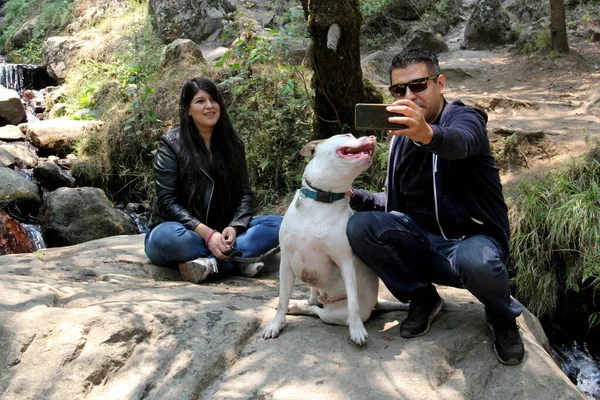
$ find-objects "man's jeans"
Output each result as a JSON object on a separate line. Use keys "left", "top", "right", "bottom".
{"left": 347, "top": 211, "right": 522, "bottom": 323}
{"left": 145, "top": 215, "right": 282, "bottom": 277}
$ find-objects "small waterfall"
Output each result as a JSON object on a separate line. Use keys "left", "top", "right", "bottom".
{"left": 0, "top": 63, "right": 58, "bottom": 94}
{"left": 0, "top": 63, "right": 22, "bottom": 91}
{"left": 14, "top": 166, "right": 36, "bottom": 182}
{"left": 22, "top": 224, "right": 46, "bottom": 250}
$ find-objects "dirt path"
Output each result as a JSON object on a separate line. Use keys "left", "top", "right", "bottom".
{"left": 439, "top": 34, "right": 600, "bottom": 196}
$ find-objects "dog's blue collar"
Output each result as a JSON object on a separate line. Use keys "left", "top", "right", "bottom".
{"left": 300, "top": 188, "right": 346, "bottom": 203}
{"left": 300, "top": 179, "right": 347, "bottom": 203}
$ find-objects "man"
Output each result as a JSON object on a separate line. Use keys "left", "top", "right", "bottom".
{"left": 346, "top": 48, "right": 524, "bottom": 365}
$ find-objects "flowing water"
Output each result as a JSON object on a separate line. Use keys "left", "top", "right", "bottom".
{"left": 21, "top": 224, "right": 46, "bottom": 250}
{"left": 554, "top": 341, "right": 600, "bottom": 399}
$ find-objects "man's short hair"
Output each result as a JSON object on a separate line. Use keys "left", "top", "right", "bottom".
{"left": 389, "top": 48, "right": 442, "bottom": 82}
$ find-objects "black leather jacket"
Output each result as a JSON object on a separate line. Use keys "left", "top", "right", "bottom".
{"left": 148, "top": 128, "right": 255, "bottom": 233}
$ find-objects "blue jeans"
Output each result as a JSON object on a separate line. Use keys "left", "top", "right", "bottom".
{"left": 347, "top": 211, "right": 522, "bottom": 323}
{"left": 145, "top": 215, "right": 283, "bottom": 278}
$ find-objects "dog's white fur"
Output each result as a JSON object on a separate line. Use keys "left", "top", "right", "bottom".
{"left": 263, "top": 134, "right": 407, "bottom": 345}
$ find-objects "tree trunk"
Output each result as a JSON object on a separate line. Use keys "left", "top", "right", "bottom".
{"left": 303, "top": 0, "right": 383, "bottom": 140}
{"left": 549, "top": 0, "right": 570, "bottom": 52}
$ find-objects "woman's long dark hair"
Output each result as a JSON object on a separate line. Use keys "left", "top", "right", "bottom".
{"left": 178, "top": 77, "right": 245, "bottom": 221}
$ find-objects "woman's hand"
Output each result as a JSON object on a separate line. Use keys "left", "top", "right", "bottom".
{"left": 206, "top": 231, "right": 232, "bottom": 261}
{"left": 222, "top": 226, "right": 237, "bottom": 246}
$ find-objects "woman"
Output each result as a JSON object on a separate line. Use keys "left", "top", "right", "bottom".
{"left": 145, "top": 77, "right": 282, "bottom": 283}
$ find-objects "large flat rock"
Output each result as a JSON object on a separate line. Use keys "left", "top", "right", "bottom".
{"left": 0, "top": 235, "right": 586, "bottom": 399}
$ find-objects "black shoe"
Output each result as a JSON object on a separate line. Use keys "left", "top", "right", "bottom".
{"left": 488, "top": 319, "right": 525, "bottom": 365}
{"left": 400, "top": 286, "right": 444, "bottom": 338}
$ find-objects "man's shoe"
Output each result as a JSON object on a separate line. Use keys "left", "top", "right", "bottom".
{"left": 488, "top": 319, "right": 524, "bottom": 365}
{"left": 400, "top": 287, "right": 444, "bottom": 338}
{"left": 179, "top": 257, "right": 218, "bottom": 283}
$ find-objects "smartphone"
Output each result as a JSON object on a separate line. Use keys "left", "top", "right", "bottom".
{"left": 354, "top": 103, "right": 407, "bottom": 131}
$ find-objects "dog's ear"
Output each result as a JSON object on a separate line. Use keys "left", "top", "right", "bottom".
{"left": 300, "top": 140, "right": 325, "bottom": 157}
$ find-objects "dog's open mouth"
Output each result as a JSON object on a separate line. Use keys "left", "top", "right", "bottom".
{"left": 337, "top": 143, "right": 375, "bottom": 159}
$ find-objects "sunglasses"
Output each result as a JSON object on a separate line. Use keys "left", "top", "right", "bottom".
{"left": 388, "top": 75, "right": 439, "bottom": 98}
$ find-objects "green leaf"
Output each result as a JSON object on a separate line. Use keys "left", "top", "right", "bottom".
{"left": 259, "top": 160, "right": 271, "bottom": 170}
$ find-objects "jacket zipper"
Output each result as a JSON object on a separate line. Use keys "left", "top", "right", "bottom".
{"left": 385, "top": 135, "right": 396, "bottom": 213}
{"left": 199, "top": 167, "right": 214, "bottom": 224}
{"left": 432, "top": 154, "right": 451, "bottom": 240}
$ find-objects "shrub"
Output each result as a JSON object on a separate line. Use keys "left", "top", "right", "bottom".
{"left": 216, "top": 50, "right": 313, "bottom": 209}
{"left": 65, "top": 9, "right": 165, "bottom": 203}
{"left": 0, "top": 0, "right": 75, "bottom": 61}
{"left": 516, "top": 26, "right": 554, "bottom": 55}
{"left": 278, "top": 7, "right": 309, "bottom": 38}
{"left": 509, "top": 149, "right": 600, "bottom": 329}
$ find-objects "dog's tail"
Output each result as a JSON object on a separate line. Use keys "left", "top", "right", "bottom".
{"left": 374, "top": 299, "right": 410, "bottom": 311}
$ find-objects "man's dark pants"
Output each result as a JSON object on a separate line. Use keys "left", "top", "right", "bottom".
{"left": 346, "top": 211, "right": 522, "bottom": 323}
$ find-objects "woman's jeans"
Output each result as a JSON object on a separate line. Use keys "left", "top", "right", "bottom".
{"left": 145, "top": 215, "right": 283, "bottom": 277}
{"left": 347, "top": 211, "right": 522, "bottom": 323}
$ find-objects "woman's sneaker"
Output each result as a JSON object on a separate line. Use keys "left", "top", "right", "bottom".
{"left": 179, "top": 257, "right": 218, "bottom": 283}
{"left": 240, "top": 262, "right": 264, "bottom": 277}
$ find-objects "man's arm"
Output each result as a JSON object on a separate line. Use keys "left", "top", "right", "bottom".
{"left": 386, "top": 100, "right": 488, "bottom": 160}
{"left": 421, "top": 106, "right": 488, "bottom": 160}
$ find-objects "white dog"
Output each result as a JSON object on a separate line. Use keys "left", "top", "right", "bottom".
{"left": 263, "top": 134, "right": 407, "bottom": 345}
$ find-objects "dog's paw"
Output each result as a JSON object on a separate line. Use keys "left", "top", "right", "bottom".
{"left": 349, "top": 324, "right": 369, "bottom": 346}
{"left": 263, "top": 321, "right": 284, "bottom": 339}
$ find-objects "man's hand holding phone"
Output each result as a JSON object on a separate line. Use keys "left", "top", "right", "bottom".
{"left": 355, "top": 101, "right": 434, "bottom": 145}
{"left": 385, "top": 99, "right": 434, "bottom": 145}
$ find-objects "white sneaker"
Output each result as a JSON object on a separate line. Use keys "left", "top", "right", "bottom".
{"left": 179, "top": 257, "right": 218, "bottom": 283}
{"left": 240, "top": 262, "right": 264, "bottom": 277}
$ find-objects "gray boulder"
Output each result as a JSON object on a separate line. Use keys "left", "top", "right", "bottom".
{"left": 11, "top": 16, "right": 38, "bottom": 49}
{"left": 0, "top": 125, "right": 25, "bottom": 141}
{"left": 0, "top": 234, "right": 588, "bottom": 399}
{"left": 361, "top": 49, "right": 397, "bottom": 86}
{"left": 148, "top": 0, "right": 235, "bottom": 44}
{"left": 21, "top": 118, "right": 102, "bottom": 157}
{"left": 43, "top": 37, "right": 90, "bottom": 80}
{"left": 40, "top": 187, "right": 138, "bottom": 247}
{"left": 159, "top": 38, "right": 205, "bottom": 68}
{"left": 0, "top": 166, "right": 41, "bottom": 217}
{"left": 0, "top": 143, "right": 38, "bottom": 168}
{"left": 464, "top": 0, "right": 516, "bottom": 49}
{"left": 399, "top": 27, "right": 450, "bottom": 54}
{"left": 0, "top": 147, "right": 16, "bottom": 168}
{"left": 33, "top": 162, "right": 76, "bottom": 191}
{"left": 504, "top": 0, "right": 549, "bottom": 23}
{"left": 0, "top": 86, "right": 26, "bottom": 125}
{"left": 387, "top": 0, "right": 433, "bottom": 21}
